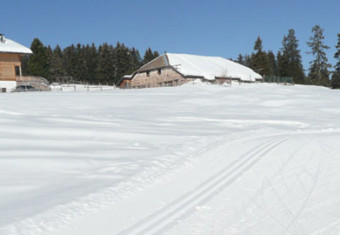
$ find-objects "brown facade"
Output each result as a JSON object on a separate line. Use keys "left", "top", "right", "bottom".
{"left": 0, "top": 53, "right": 22, "bottom": 81}
{"left": 131, "top": 67, "right": 192, "bottom": 88}
{"left": 119, "top": 79, "right": 132, "bottom": 89}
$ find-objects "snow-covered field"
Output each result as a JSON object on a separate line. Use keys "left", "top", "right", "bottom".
{"left": 0, "top": 83, "right": 339, "bottom": 234}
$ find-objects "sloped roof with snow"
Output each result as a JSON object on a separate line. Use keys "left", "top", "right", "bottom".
{"left": 0, "top": 37, "right": 32, "bottom": 54}
{"left": 166, "top": 53, "right": 261, "bottom": 81}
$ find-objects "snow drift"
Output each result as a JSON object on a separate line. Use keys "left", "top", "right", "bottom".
{"left": 0, "top": 83, "right": 339, "bottom": 234}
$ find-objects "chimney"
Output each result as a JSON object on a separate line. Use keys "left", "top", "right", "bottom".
{"left": 0, "top": 34, "right": 5, "bottom": 43}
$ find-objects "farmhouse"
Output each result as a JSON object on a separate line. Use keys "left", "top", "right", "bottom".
{"left": 0, "top": 34, "right": 32, "bottom": 92}
{"left": 119, "top": 53, "right": 262, "bottom": 88}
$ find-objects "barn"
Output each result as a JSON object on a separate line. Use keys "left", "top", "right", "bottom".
{"left": 0, "top": 34, "right": 32, "bottom": 92}
{"left": 119, "top": 53, "right": 262, "bottom": 88}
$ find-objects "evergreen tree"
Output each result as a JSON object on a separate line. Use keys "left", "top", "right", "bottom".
{"left": 281, "top": 29, "right": 305, "bottom": 84}
{"left": 130, "top": 47, "right": 142, "bottom": 71}
{"left": 143, "top": 48, "right": 159, "bottom": 64}
{"left": 113, "top": 42, "right": 135, "bottom": 84}
{"left": 244, "top": 54, "right": 253, "bottom": 68}
{"left": 251, "top": 37, "right": 270, "bottom": 76}
{"left": 48, "top": 45, "right": 67, "bottom": 82}
{"left": 73, "top": 44, "right": 88, "bottom": 81}
{"left": 96, "top": 43, "right": 115, "bottom": 84}
{"left": 27, "top": 38, "right": 49, "bottom": 78}
{"left": 307, "top": 25, "right": 331, "bottom": 86}
{"left": 21, "top": 54, "right": 29, "bottom": 76}
{"left": 277, "top": 51, "right": 289, "bottom": 77}
{"left": 237, "top": 54, "right": 244, "bottom": 65}
{"left": 84, "top": 43, "right": 98, "bottom": 83}
{"left": 63, "top": 44, "right": 77, "bottom": 81}
{"left": 331, "top": 34, "right": 340, "bottom": 89}
{"left": 267, "top": 51, "right": 277, "bottom": 76}
{"left": 45, "top": 46, "right": 53, "bottom": 81}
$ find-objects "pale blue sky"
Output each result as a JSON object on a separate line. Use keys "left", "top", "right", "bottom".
{"left": 1, "top": 0, "right": 339, "bottom": 72}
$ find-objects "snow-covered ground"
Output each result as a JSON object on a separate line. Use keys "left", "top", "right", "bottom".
{"left": 0, "top": 83, "right": 339, "bottom": 234}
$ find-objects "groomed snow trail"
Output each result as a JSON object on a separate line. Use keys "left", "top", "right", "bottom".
{"left": 117, "top": 137, "right": 288, "bottom": 235}
{"left": 1, "top": 83, "right": 340, "bottom": 234}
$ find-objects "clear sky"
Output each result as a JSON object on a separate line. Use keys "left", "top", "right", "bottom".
{"left": 1, "top": 0, "right": 339, "bottom": 72}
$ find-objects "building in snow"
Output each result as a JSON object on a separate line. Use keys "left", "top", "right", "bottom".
{"left": 118, "top": 53, "right": 262, "bottom": 88}
{"left": 0, "top": 34, "right": 32, "bottom": 92}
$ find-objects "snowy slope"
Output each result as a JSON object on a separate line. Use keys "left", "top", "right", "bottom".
{"left": 0, "top": 84, "right": 340, "bottom": 234}
{"left": 166, "top": 53, "right": 262, "bottom": 81}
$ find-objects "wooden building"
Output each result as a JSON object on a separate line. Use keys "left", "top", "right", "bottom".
{"left": 118, "top": 53, "right": 262, "bottom": 89}
{"left": 0, "top": 34, "right": 32, "bottom": 92}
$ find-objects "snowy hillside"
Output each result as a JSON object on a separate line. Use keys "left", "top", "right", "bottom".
{"left": 0, "top": 83, "right": 339, "bottom": 234}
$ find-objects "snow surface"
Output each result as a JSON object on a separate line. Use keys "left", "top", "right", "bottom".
{"left": 0, "top": 38, "right": 32, "bottom": 54}
{"left": 166, "top": 53, "right": 262, "bottom": 81}
{"left": 0, "top": 83, "right": 340, "bottom": 234}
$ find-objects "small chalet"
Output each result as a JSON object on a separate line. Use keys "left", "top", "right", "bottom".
{"left": 0, "top": 34, "right": 32, "bottom": 92}
{"left": 118, "top": 53, "right": 262, "bottom": 89}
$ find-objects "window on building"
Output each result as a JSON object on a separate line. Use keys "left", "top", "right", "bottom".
{"left": 146, "top": 71, "right": 150, "bottom": 77}
{"left": 158, "top": 69, "right": 161, "bottom": 75}
{"left": 15, "top": 66, "right": 20, "bottom": 76}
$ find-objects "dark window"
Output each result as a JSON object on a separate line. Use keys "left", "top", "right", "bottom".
{"left": 158, "top": 69, "right": 161, "bottom": 75}
{"left": 146, "top": 71, "right": 150, "bottom": 77}
{"left": 15, "top": 66, "right": 20, "bottom": 76}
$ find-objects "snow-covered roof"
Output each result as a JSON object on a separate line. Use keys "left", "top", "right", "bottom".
{"left": 165, "top": 53, "right": 262, "bottom": 82}
{"left": 0, "top": 36, "right": 32, "bottom": 54}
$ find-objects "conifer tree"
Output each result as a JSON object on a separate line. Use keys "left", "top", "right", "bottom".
{"left": 281, "top": 29, "right": 305, "bottom": 84}
{"left": 267, "top": 51, "right": 277, "bottom": 76}
{"left": 84, "top": 43, "right": 98, "bottom": 83}
{"left": 244, "top": 54, "right": 253, "bottom": 68}
{"left": 27, "top": 38, "right": 49, "bottom": 78}
{"left": 96, "top": 43, "right": 115, "bottom": 84}
{"left": 277, "top": 51, "right": 289, "bottom": 77}
{"left": 73, "top": 44, "right": 88, "bottom": 81}
{"left": 251, "top": 37, "right": 270, "bottom": 76}
{"left": 307, "top": 25, "right": 331, "bottom": 86}
{"left": 130, "top": 47, "right": 142, "bottom": 71}
{"left": 143, "top": 48, "right": 159, "bottom": 64}
{"left": 113, "top": 42, "right": 135, "bottom": 84}
{"left": 331, "top": 34, "right": 340, "bottom": 89}
{"left": 63, "top": 44, "right": 77, "bottom": 81}
{"left": 45, "top": 46, "right": 53, "bottom": 80}
{"left": 237, "top": 54, "right": 244, "bottom": 65}
{"left": 48, "top": 45, "right": 66, "bottom": 82}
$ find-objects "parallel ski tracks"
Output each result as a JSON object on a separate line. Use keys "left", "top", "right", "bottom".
{"left": 118, "top": 137, "right": 288, "bottom": 235}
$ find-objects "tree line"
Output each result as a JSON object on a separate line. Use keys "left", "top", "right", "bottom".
{"left": 236, "top": 25, "right": 340, "bottom": 89}
{"left": 22, "top": 40, "right": 159, "bottom": 85}
{"left": 22, "top": 24, "right": 340, "bottom": 89}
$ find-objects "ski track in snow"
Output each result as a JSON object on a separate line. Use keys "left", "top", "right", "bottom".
{"left": 117, "top": 137, "right": 288, "bottom": 235}
{"left": 1, "top": 83, "right": 340, "bottom": 234}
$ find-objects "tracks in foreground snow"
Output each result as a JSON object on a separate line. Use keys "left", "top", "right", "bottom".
{"left": 118, "top": 137, "right": 287, "bottom": 235}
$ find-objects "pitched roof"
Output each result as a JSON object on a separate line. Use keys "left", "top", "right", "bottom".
{"left": 136, "top": 53, "right": 262, "bottom": 82}
{"left": 0, "top": 37, "right": 32, "bottom": 54}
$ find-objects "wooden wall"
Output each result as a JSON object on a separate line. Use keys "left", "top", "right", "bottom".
{"left": 0, "top": 53, "right": 21, "bottom": 81}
